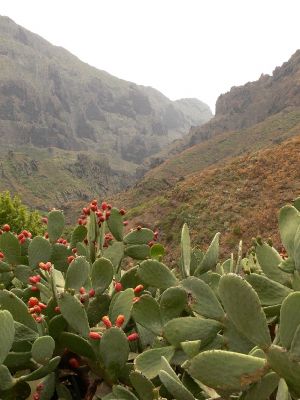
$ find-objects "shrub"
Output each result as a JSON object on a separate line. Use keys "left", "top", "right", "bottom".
{"left": 0, "top": 191, "right": 42, "bottom": 236}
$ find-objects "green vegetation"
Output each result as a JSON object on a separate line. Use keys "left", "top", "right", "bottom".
{"left": 0, "top": 197, "right": 299, "bottom": 399}
{"left": 0, "top": 191, "right": 42, "bottom": 236}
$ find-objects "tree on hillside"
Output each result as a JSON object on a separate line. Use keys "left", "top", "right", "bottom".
{"left": 0, "top": 191, "right": 43, "bottom": 236}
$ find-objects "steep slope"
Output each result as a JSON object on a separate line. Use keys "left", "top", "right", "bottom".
{"left": 154, "top": 49, "right": 300, "bottom": 166}
{"left": 0, "top": 16, "right": 211, "bottom": 162}
{"left": 118, "top": 135, "right": 300, "bottom": 261}
{"left": 119, "top": 107, "right": 300, "bottom": 207}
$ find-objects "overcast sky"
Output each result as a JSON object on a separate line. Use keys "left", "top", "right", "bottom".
{"left": 1, "top": 0, "right": 300, "bottom": 112}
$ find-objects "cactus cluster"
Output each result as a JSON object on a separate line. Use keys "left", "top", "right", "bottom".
{"left": 0, "top": 197, "right": 300, "bottom": 399}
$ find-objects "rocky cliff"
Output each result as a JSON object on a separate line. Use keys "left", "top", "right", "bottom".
{"left": 186, "top": 50, "right": 300, "bottom": 147}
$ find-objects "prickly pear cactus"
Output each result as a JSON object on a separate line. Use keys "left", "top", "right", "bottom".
{"left": 0, "top": 197, "right": 300, "bottom": 399}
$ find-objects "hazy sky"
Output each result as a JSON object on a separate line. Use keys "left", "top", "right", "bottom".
{"left": 1, "top": 0, "right": 300, "bottom": 112}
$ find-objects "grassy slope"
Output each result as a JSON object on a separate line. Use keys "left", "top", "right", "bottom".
{"left": 114, "top": 125, "right": 300, "bottom": 262}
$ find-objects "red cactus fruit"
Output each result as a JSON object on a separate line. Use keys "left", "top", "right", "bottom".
{"left": 68, "top": 357, "right": 80, "bottom": 369}
{"left": 89, "top": 331, "right": 101, "bottom": 340}
{"left": 127, "top": 333, "right": 139, "bottom": 341}
{"left": 115, "top": 314, "right": 125, "bottom": 327}
{"left": 3, "top": 224, "right": 10, "bottom": 232}
{"left": 134, "top": 284, "right": 144, "bottom": 294}
{"left": 102, "top": 316, "right": 112, "bottom": 329}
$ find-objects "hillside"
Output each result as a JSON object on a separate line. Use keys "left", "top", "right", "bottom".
{"left": 118, "top": 135, "right": 300, "bottom": 262}
{"left": 0, "top": 16, "right": 211, "bottom": 159}
{"left": 119, "top": 107, "right": 300, "bottom": 208}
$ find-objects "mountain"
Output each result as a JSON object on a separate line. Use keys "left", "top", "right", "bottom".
{"left": 0, "top": 15, "right": 211, "bottom": 215}
{"left": 114, "top": 50, "right": 300, "bottom": 258}
{"left": 0, "top": 16, "right": 211, "bottom": 160}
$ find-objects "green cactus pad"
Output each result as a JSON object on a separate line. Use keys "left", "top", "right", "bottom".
{"left": 219, "top": 274, "right": 271, "bottom": 349}
{"left": 181, "top": 223, "right": 191, "bottom": 278}
{"left": 14, "top": 321, "right": 38, "bottom": 342}
{"left": 0, "top": 289, "right": 37, "bottom": 331}
{"left": 181, "top": 276, "right": 224, "bottom": 321}
{"left": 290, "top": 325, "right": 300, "bottom": 360}
{"left": 159, "top": 370, "right": 195, "bottom": 400}
{"left": 18, "top": 356, "right": 61, "bottom": 382}
{"left": 39, "top": 372, "right": 56, "bottom": 400}
{"left": 223, "top": 318, "right": 255, "bottom": 354}
{"left": 48, "top": 315, "right": 67, "bottom": 339}
{"left": 181, "top": 340, "right": 201, "bottom": 358}
{"left": 279, "top": 292, "right": 300, "bottom": 349}
{"left": 109, "top": 288, "right": 134, "bottom": 328}
{"left": 0, "top": 382, "right": 31, "bottom": 399}
{"left": 58, "top": 292, "right": 90, "bottom": 337}
{"left": 163, "top": 316, "right": 222, "bottom": 347}
{"left": 160, "top": 355, "right": 181, "bottom": 381}
{"left": 256, "top": 243, "right": 289, "bottom": 284}
{"left": 279, "top": 205, "right": 300, "bottom": 256}
{"left": 267, "top": 345, "right": 300, "bottom": 396}
{"left": 0, "top": 365, "right": 15, "bottom": 391}
{"left": 150, "top": 243, "right": 165, "bottom": 260}
{"left": 136, "top": 322, "right": 156, "bottom": 349}
{"left": 160, "top": 286, "right": 187, "bottom": 324}
{"left": 0, "top": 310, "right": 15, "bottom": 363}
{"left": 110, "top": 385, "right": 138, "bottom": 400}
{"left": 28, "top": 236, "right": 52, "bottom": 268}
{"left": 64, "top": 256, "right": 90, "bottom": 291}
{"left": 132, "top": 294, "right": 162, "bottom": 335}
{"left": 58, "top": 332, "right": 96, "bottom": 360}
{"left": 194, "top": 232, "right": 220, "bottom": 275}
{"left": 103, "top": 241, "right": 124, "bottom": 270}
{"left": 99, "top": 327, "right": 129, "bottom": 381}
{"left": 107, "top": 208, "right": 124, "bottom": 242}
{"left": 137, "top": 259, "right": 178, "bottom": 289}
{"left": 276, "top": 378, "right": 291, "bottom": 400}
{"left": 0, "top": 232, "right": 21, "bottom": 264}
{"left": 91, "top": 257, "right": 113, "bottom": 293}
{"left": 125, "top": 244, "right": 150, "bottom": 260}
{"left": 245, "top": 273, "right": 292, "bottom": 306}
{"left": 31, "top": 336, "right": 55, "bottom": 364}
{"left": 0, "top": 261, "right": 11, "bottom": 273}
{"left": 14, "top": 265, "right": 33, "bottom": 284}
{"left": 188, "top": 350, "right": 267, "bottom": 392}
{"left": 50, "top": 243, "right": 72, "bottom": 273}
{"left": 3, "top": 351, "right": 32, "bottom": 370}
{"left": 124, "top": 228, "right": 153, "bottom": 245}
{"left": 129, "top": 371, "right": 155, "bottom": 400}
{"left": 243, "top": 372, "right": 279, "bottom": 400}
{"left": 87, "top": 211, "right": 98, "bottom": 243}
{"left": 134, "top": 346, "right": 175, "bottom": 379}
{"left": 70, "top": 225, "right": 87, "bottom": 249}
{"left": 87, "top": 294, "right": 110, "bottom": 326}
{"left": 47, "top": 210, "right": 65, "bottom": 243}
{"left": 294, "top": 225, "right": 300, "bottom": 271}
{"left": 120, "top": 266, "right": 140, "bottom": 290}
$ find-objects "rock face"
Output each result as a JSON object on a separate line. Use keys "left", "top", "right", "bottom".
{"left": 187, "top": 50, "right": 300, "bottom": 146}
{"left": 0, "top": 16, "right": 212, "bottom": 163}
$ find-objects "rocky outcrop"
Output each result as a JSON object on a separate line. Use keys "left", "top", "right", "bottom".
{"left": 187, "top": 50, "right": 300, "bottom": 146}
